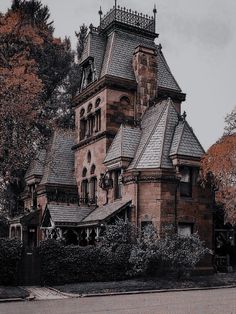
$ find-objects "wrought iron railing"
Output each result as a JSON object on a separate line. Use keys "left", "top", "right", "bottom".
{"left": 100, "top": 6, "right": 155, "bottom": 33}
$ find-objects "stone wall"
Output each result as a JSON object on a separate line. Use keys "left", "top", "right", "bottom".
{"left": 133, "top": 45, "right": 158, "bottom": 117}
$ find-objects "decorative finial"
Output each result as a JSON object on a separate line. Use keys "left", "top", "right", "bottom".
{"left": 153, "top": 4, "right": 157, "bottom": 14}
{"left": 179, "top": 111, "right": 187, "bottom": 122}
{"left": 153, "top": 4, "right": 157, "bottom": 32}
{"left": 98, "top": 6, "right": 103, "bottom": 25}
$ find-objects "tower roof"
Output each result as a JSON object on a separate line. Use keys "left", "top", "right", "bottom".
{"left": 104, "top": 124, "right": 142, "bottom": 164}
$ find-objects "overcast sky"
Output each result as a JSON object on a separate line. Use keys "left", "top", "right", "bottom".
{"left": 1, "top": 0, "right": 235, "bottom": 149}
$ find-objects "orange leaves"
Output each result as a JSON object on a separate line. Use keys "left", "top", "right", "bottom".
{"left": 201, "top": 134, "right": 236, "bottom": 224}
{"left": 201, "top": 134, "right": 236, "bottom": 186}
{"left": 0, "top": 10, "right": 45, "bottom": 46}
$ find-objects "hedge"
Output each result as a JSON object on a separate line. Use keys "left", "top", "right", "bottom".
{"left": 37, "top": 240, "right": 132, "bottom": 285}
{"left": 0, "top": 238, "right": 23, "bottom": 285}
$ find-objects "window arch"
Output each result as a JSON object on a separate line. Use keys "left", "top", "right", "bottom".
{"left": 95, "top": 97, "right": 101, "bottom": 108}
{"left": 82, "top": 167, "right": 87, "bottom": 177}
{"left": 80, "top": 108, "right": 85, "bottom": 117}
{"left": 120, "top": 96, "right": 130, "bottom": 106}
{"left": 87, "top": 103, "right": 93, "bottom": 113}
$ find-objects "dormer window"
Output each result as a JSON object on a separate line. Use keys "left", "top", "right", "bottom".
{"left": 80, "top": 58, "right": 96, "bottom": 91}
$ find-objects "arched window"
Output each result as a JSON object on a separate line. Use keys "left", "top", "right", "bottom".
{"left": 90, "top": 177, "right": 97, "bottom": 204}
{"left": 87, "top": 151, "right": 91, "bottom": 163}
{"left": 90, "top": 164, "right": 96, "bottom": 175}
{"left": 95, "top": 97, "right": 101, "bottom": 108}
{"left": 82, "top": 167, "right": 87, "bottom": 177}
{"left": 80, "top": 108, "right": 85, "bottom": 118}
{"left": 81, "top": 179, "right": 89, "bottom": 203}
{"left": 120, "top": 96, "right": 130, "bottom": 106}
{"left": 87, "top": 103, "right": 93, "bottom": 113}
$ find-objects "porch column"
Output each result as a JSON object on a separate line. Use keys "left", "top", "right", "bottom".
{"left": 95, "top": 227, "right": 100, "bottom": 241}
{"left": 86, "top": 228, "right": 90, "bottom": 244}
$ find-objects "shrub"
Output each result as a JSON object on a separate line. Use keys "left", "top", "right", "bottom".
{"left": 0, "top": 238, "right": 23, "bottom": 285}
{"left": 0, "top": 216, "right": 8, "bottom": 238}
{"left": 37, "top": 239, "right": 64, "bottom": 285}
{"left": 129, "top": 225, "right": 210, "bottom": 278}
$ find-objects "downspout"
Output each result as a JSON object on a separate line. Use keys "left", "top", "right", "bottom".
{"left": 174, "top": 168, "right": 180, "bottom": 233}
{"left": 135, "top": 172, "right": 140, "bottom": 228}
{"left": 174, "top": 180, "right": 178, "bottom": 233}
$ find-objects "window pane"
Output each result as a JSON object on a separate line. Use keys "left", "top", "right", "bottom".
{"left": 178, "top": 224, "right": 192, "bottom": 237}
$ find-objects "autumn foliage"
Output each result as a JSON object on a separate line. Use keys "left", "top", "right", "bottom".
{"left": 201, "top": 134, "right": 236, "bottom": 224}
{"left": 0, "top": 1, "right": 74, "bottom": 215}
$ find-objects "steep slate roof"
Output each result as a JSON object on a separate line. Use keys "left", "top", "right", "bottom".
{"left": 82, "top": 200, "right": 132, "bottom": 224}
{"left": 170, "top": 121, "right": 205, "bottom": 158}
{"left": 157, "top": 46, "right": 182, "bottom": 92}
{"left": 81, "top": 29, "right": 182, "bottom": 93}
{"left": 45, "top": 204, "right": 93, "bottom": 225}
{"left": 80, "top": 31, "right": 106, "bottom": 78}
{"left": 104, "top": 125, "right": 142, "bottom": 163}
{"left": 128, "top": 98, "right": 203, "bottom": 170}
{"left": 25, "top": 150, "right": 46, "bottom": 179}
{"left": 101, "top": 30, "right": 155, "bottom": 80}
{"left": 40, "top": 131, "right": 76, "bottom": 186}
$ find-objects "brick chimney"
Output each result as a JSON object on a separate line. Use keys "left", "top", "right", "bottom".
{"left": 132, "top": 45, "right": 158, "bottom": 118}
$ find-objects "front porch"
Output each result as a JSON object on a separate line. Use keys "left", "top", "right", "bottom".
{"left": 41, "top": 200, "right": 132, "bottom": 245}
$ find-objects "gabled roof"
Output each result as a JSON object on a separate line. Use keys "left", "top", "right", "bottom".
{"left": 128, "top": 98, "right": 204, "bottom": 170}
{"left": 82, "top": 200, "right": 132, "bottom": 224}
{"left": 42, "top": 204, "right": 93, "bottom": 226}
{"left": 39, "top": 130, "right": 77, "bottom": 187}
{"left": 104, "top": 125, "right": 141, "bottom": 164}
{"left": 129, "top": 99, "right": 178, "bottom": 169}
{"left": 41, "top": 201, "right": 132, "bottom": 227}
{"left": 25, "top": 150, "right": 46, "bottom": 180}
{"left": 170, "top": 121, "right": 205, "bottom": 158}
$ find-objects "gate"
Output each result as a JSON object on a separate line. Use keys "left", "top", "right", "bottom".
{"left": 19, "top": 248, "right": 41, "bottom": 285}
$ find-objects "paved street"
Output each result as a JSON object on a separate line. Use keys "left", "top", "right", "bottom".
{"left": 1, "top": 288, "right": 236, "bottom": 314}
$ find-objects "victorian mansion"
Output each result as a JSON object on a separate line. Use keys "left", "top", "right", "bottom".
{"left": 9, "top": 4, "right": 213, "bottom": 263}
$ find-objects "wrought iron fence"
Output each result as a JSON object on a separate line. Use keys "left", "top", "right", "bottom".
{"left": 100, "top": 6, "right": 155, "bottom": 33}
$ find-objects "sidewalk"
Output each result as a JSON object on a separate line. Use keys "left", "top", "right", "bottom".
{"left": 1, "top": 272, "right": 236, "bottom": 302}
{"left": 54, "top": 272, "right": 236, "bottom": 297}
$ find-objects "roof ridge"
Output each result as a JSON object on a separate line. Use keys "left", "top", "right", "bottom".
{"left": 133, "top": 101, "right": 167, "bottom": 168}
{"left": 106, "top": 31, "right": 116, "bottom": 74}
{"left": 159, "top": 101, "right": 172, "bottom": 168}
{"left": 175, "top": 121, "right": 186, "bottom": 154}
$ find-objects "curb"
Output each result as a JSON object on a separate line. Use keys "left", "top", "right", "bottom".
{"left": 48, "top": 287, "right": 81, "bottom": 298}
{"left": 51, "top": 284, "right": 236, "bottom": 299}
{"left": 0, "top": 297, "right": 25, "bottom": 303}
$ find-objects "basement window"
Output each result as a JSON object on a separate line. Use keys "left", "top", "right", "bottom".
{"left": 178, "top": 223, "right": 193, "bottom": 237}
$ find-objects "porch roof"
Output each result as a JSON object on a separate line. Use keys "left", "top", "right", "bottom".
{"left": 42, "top": 204, "right": 94, "bottom": 226}
{"left": 80, "top": 199, "right": 132, "bottom": 225}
